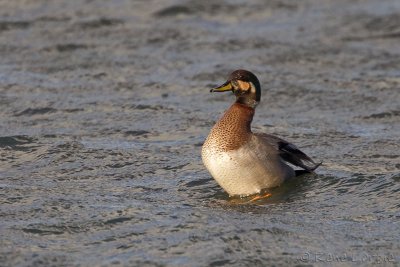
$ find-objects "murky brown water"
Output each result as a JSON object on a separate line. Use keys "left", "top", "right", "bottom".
{"left": 1, "top": 0, "right": 399, "bottom": 266}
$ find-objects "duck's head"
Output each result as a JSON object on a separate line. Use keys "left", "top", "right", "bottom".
{"left": 210, "top": 69, "right": 261, "bottom": 108}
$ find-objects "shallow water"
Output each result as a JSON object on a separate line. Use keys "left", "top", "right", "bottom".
{"left": 1, "top": 0, "right": 400, "bottom": 266}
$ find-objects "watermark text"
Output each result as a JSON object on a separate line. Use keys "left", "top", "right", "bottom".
{"left": 298, "top": 251, "right": 396, "bottom": 263}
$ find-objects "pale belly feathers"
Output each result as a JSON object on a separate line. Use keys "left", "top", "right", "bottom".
{"left": 202, "top": 136, "right": 295, "bottom": 196}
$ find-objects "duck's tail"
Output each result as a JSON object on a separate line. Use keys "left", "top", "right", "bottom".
{"left": 295, "top": 161, "right": 322, "bottom": 176}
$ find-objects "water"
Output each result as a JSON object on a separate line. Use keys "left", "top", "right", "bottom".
{"left": 1, "top": 0, "right": 400, "bottom": 266}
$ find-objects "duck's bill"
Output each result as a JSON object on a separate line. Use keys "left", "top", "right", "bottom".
{"left": 210, "top": 81, "right": 232, "bottom": 92}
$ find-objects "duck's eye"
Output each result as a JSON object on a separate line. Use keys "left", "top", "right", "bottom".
{"left": 237, "top": 80, "right": 250, "bottom": 91}
{"left": 231, "top": 80, "right": 239, "bottom": 88}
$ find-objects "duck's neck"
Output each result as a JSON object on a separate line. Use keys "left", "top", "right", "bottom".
{"left": 210, "top": 103, "right": 255, "bottom": 151}
{"left": 235, "top": 97, "right": 259, "bottom": 109}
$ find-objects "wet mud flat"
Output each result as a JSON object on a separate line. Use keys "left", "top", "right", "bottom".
{"left": 0, "top": 0, "right": 399, "bottom": 266}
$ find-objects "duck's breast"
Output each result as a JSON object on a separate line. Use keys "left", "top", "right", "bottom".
{"left": 202, "top": 136, "right": 294, "bottom": 196}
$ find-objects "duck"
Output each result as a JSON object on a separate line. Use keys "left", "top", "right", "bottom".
{"left": 202, "top": 69, "right": 321, "bottom": 198}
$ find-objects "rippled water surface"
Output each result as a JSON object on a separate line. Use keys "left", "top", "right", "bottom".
{"left": 1, "top": 0, "right": 400, "bottom": 266}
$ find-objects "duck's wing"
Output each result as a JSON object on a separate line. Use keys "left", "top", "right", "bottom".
{"left": 254, "top": 133, "right": 321, "bottom": 172}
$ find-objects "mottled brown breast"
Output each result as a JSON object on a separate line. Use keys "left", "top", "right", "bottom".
{"left": 204, "top": 103, "right": 254, "bottom": 152}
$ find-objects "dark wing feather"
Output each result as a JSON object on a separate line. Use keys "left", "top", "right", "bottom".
{"left": 255, "top": 133, "right": 321, "bottom": 172}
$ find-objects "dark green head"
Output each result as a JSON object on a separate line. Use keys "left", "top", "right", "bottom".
{"left": 210, "top": 69, "right": 261, "bottom": 108}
